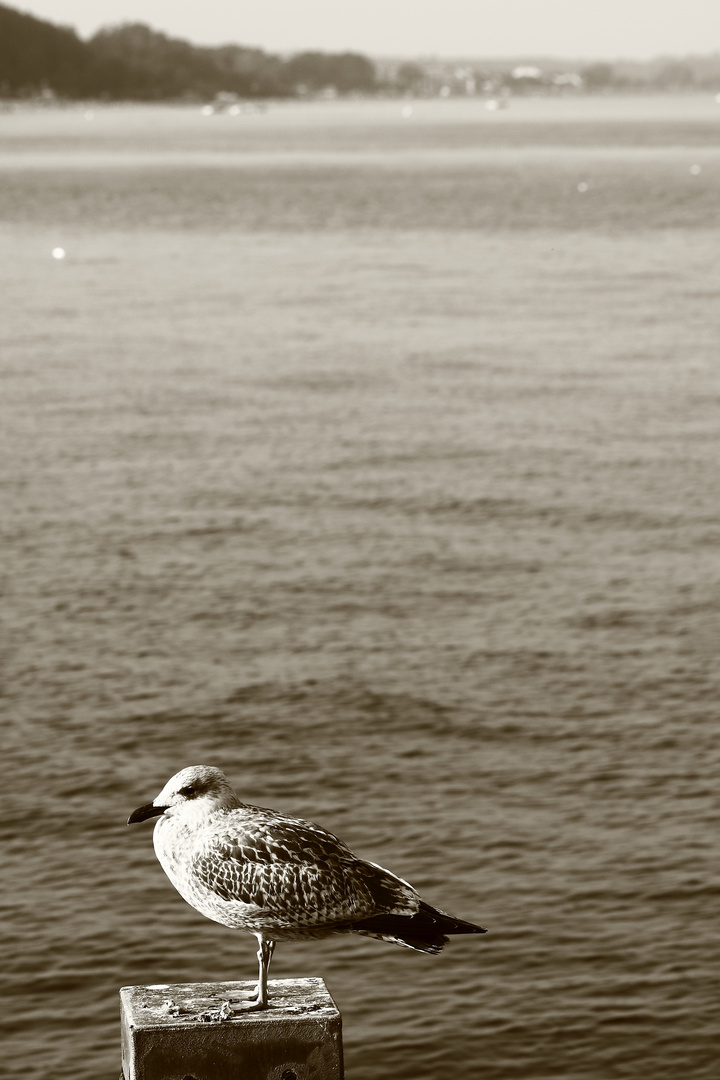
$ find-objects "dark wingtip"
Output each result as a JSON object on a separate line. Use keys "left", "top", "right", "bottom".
{"left": 417, "top": 901, "right": 487, "bottom": 936}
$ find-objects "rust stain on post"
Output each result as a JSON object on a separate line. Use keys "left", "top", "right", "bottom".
{"left": 120, "top": 978, "right": 343, "bottom": 1080}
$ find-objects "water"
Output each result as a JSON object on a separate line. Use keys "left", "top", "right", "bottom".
{"left": 1, "top": 98, "right": 720, "bottom": 1079}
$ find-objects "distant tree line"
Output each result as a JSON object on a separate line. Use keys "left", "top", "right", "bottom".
{"left": 2, "top": 1, "right": 719, "bottom": 101}
{"left": 385, "top": 56, "right": 720, "bottom": 97}
{"left": 578, "top": 57, "right": 720, "bottom": 91}
{"left": 0, "top": 4, "right": 376, "bottom": 99}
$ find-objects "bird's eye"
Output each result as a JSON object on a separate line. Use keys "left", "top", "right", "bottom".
{"left": 179, "top": 785, "right": 196, "bottom": 797}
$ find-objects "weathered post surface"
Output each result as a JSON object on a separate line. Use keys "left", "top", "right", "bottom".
{"left": 120, "top": 978, "right": 343, "bottom": 1080}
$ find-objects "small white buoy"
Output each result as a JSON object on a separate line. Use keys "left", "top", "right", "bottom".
{"left": 401, "top": 104, "right": 413, "bottom": 117}
{"left": 577, "top": 182, "right": 589, "bottom": 193}
{"left": 200, "top": 104, "right": 214, "bottom": 116}
{"left": 51, "top": 247, "right": 66, "bottom": 260}
{"left": 485, "top": 98, "right": 499, "bottom": 111}
{"left": 689, "top": 164, "right": 702, "bottom": 175}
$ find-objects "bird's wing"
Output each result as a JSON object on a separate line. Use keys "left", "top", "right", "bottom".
{"left": 190, "top": 810, "right": 418, "bottom": 927}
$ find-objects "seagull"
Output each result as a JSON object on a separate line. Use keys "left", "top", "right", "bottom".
{"left": 128, "top": 765, "right": 487, "bottom": 1010}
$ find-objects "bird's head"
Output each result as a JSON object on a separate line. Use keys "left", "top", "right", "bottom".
{"left": 127, "top": 765, "right": 241, "bottom": 825}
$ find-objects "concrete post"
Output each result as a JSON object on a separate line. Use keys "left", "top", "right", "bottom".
{"left": 120, "top": 978, "right": 343, "bottom": 1080}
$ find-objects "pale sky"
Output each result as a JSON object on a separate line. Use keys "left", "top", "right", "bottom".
{"left": 15, "top": 0, "right": 720, "bottom": 58}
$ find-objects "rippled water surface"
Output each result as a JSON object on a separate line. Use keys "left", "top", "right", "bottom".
{"left": 2, "top": 97, "right": 720, "bottom": 1079}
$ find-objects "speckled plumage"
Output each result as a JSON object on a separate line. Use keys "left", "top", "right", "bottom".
{"left": 128, "top": 765, "right": 486, "bottom": 1008}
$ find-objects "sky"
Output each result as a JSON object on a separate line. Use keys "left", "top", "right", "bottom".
{"left": 14, "top": 0, "right": 720, "bottom": 59}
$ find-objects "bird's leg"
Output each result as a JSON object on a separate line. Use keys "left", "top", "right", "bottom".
{"left": 255, "top": 938, "right": 275, "bottom": 1007}
{"left": 230, "top": 937, "right": 275, "bottom": 1012}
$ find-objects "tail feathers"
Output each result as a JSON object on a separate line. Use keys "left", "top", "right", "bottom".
{"left": 350, "top": 900, "right": 487, "bottom": 954}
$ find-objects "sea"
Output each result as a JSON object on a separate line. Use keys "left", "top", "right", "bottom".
{"left": 1, "top": 96, "right": 719, "bottom": 1079}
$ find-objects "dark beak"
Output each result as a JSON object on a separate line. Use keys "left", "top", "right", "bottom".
{"left": 128, "top": 802, "right": 167, "bottom": 825}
